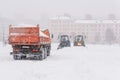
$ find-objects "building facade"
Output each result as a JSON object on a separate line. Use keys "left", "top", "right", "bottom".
{"left": 48, "top": 16, "right": 72, "bottom": 42}
{"left": 49, "top": 16, "right": 120, "bottom": 44}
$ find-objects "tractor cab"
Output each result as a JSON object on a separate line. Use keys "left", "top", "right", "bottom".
{"left": 61, "top": 35, "right": 69, "bottom": 42}
{"left": 57, "top": 35, "right": 71, "bottom": 49}
{"left": 74, "top": 35, "right": 85, "bottom": 46}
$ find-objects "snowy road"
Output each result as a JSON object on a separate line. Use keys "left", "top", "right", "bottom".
{"left": 0, "top": 43, "right": 120, "bottom": 80}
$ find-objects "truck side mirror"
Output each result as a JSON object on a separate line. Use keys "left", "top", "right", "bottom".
{"left": 51, "top": 34, "right": 54, "bottom": 39}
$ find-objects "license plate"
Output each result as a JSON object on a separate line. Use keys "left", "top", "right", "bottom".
{"left": 22, "top": 46, "right": 30, "bottom": 48}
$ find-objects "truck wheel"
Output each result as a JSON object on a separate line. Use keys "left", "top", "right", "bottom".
{"left": 44, "top": 48, "right": 47, "bottom": 59}
{"left": 47, "top": 49, "right": 50, "bottom": 56}
{"left": 39, "top": 47, "right": 45, "bottom": 60}
{"left": 13, "top": 55, "right": 17, "bottom": 60}
{"left": 39, "top": 55, "right": 44, "bottom": 60}
{"left": 39, "top": 47, "right": 47, "bottom": 60}
{"left": 13, "top": 55, "right": 21, "bottom": 60}
{"left": 35, "top": 56, "right": 40, "bottom": 60}
{"left": 21, "top": 56, "right": 26, "bottom": 60}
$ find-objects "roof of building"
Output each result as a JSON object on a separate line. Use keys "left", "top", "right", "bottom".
{"left": 101, "top": 20, "right": 117, "bottom": 23}
{"left": 50, "top": 16, "right": 70, "bottom": 20}
{"left": 74, "top": 20, "right": 119, "bottom": 24}
{"left": 74, "top": 20, "right": 100, "bottom": 24}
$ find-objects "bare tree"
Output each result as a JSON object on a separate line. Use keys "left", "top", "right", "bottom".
{"left": 105, "top": 28, "right": 116, "bottom": 44}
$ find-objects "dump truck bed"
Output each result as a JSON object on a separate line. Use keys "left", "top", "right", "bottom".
{"left": 9, "top": 25, "right": 51, "bottom": 46}
{"left": 9, "top": 26, "right": 40, "bottom": 45}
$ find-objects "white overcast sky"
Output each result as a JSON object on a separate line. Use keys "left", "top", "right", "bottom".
{"left": 0, "top": 0, "right": 120, "bottom": 19}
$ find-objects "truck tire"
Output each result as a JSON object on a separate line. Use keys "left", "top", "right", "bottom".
{"left": 40, "top": 54, "right": 44, "bottom": 60}
{"left": 39, "top": 47, "right": 48, "bottom": 60}
{"left": 44, "top": 48, "right": 47, "bottom": 59}
{"left": 13, "top": 55, "right": 17, "bottom": 60}
{"left": 35, "top": 56, "right": 41, "bottom": 60}
{"left": 13, "top": 55, "right": 21, "bottom": 60}
{"left": 47, "top": 49, "right": 50, "bottom": 56}
{"left": 39, "top": 47, "right": 45, "bottom": 60}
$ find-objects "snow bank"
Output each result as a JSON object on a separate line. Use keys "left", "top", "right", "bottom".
{"left": 0, "top": 43, "right": 120, "bottom": 80}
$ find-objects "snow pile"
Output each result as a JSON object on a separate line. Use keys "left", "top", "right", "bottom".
{"left": 0, "top": 43, "right": 120, "bottom": 80}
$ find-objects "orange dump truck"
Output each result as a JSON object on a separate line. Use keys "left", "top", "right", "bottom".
{"left": 9, "top": 24, "right": 51, "bottom": 60}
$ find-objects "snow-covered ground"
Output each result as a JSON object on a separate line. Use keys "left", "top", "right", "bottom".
{"left": 0, "top": 43, "right": 120, "bottom": 80}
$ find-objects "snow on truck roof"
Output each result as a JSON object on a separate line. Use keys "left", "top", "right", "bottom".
{"left": 40, "top": 31, "right": 49, "bottom": 38}
{"left": 10, "top": 24, "right": 49, "bottom": 38}
{"left": 11, "top": 24, "right": 38, "bottom": 27}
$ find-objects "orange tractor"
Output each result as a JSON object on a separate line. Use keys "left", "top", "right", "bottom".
{"left": 9, "top": 24, "right": 51, "bottom": 60}
{"left": 73, "top": 35, "right": 85, "bottom": 46}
